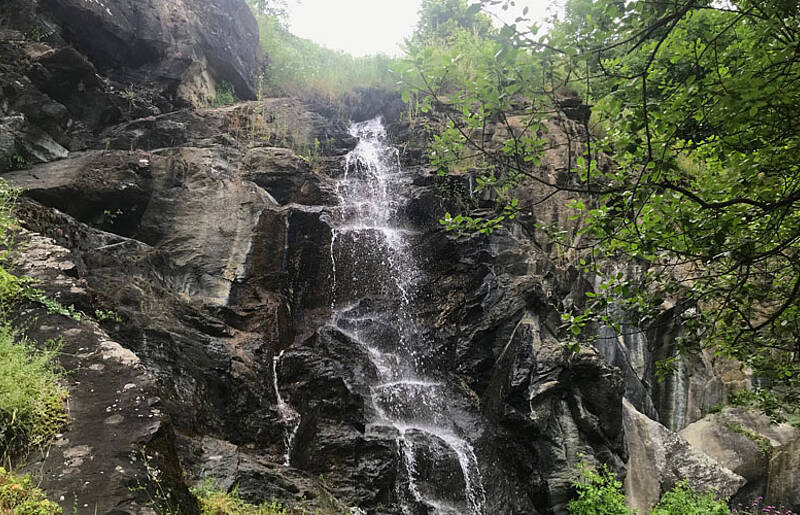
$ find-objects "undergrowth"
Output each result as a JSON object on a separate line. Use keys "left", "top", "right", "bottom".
{"left": 0, "top": 467, "right": 60, "bottom": 514}
{"left": 193, "top": 480, "right": 287, "bottom": 515}
{"left": 0, "top": 326, "right": 67, "bottom": 465}
{"left": 568, "top": 463, "right": 732, "bottom": 514}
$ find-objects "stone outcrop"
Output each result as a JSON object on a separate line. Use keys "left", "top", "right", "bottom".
{"left": 681, "top": 408, "right": 800, "bottom": 507}
{"left": 14, "top": 231, "right": 198, "bottom": 514}
{"left": 623, "top": 400, "right": 745, "bottom": 512}
{"left": 0, "top": 0, "right": 263, "bottom": 173}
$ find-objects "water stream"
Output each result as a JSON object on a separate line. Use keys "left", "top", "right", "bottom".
{"left": 328, "top": 118, "right": 486, "bottom": 514}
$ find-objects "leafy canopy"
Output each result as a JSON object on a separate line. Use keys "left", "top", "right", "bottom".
{"left": 398, "top": 0, "right": 800, "bottom": 416}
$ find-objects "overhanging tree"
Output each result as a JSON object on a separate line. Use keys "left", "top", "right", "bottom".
{"left": 398, "top": 0, "right": 800, "bottom": 418}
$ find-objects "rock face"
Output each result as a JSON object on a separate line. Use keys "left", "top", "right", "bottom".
{"left": 2, "top": 0, "right": 794, "bottom": 513}
{"left": 0, "top": 0, "right": 262, "bottom": 173}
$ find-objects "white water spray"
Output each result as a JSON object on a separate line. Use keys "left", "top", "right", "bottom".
{"left": 272, "top": 350, "right": 300, "bottom": 466}
{"left": 329, "top": 118, "right": 486, "bottom": 514}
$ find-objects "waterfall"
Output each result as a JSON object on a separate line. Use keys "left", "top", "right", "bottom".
{"left": 329, "top": 118, "right": 486, "bottom": 514}
{"left": 272, "top": 350, "right": 300, "bottom": 466}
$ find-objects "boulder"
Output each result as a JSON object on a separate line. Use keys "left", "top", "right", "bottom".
{"left": 681, "top": 408, "right": 800, "bottom": 509}
{"left": 623, "top": 399, "right": 745, "bottom": 512}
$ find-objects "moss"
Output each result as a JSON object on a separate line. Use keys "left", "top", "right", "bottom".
{"left": 725, "top": 422, "right": 773, "bottom": 457}
{"left": 0, "top": 467, "right": 61, "bottom": 514}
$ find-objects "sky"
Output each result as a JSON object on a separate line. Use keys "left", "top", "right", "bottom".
{"left": 286, "top": 0, "right": 559, "bottom": 57}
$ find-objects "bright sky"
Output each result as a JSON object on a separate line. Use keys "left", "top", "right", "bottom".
{"left": 286, "top": 1, "right": 559, "bottom": 57}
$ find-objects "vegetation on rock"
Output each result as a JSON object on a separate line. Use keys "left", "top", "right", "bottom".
{"left": 0, "top": 180, "right": 67, "bottom": 464}
{"left": 569, "top": 464, "right": 731, "bottom": 514}
{"left": 0, "top": 467, "right": 61, "bottom": 514}
{"left": 192, "top": 481, "right": 287, "bottom": 515}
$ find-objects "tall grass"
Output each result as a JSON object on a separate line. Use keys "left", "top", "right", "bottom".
{"left": 252, "top": 13, "right": 399, "bottom": 102}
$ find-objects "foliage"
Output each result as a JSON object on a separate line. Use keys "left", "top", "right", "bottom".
{"left": 724, "top": 422, "right": 773, "bottom": 457}
{"left": 567, "top": 463, "right": 631, "bottom": 515}
{"left": 568, "top": 464, "right": 732, "bottom": 514}
{"left": 0, "top": 324, "right": 67, "bottom": 463}
{"left": 0, "top": 467, "right": 61, "bottom": 514}
{"left": 212, "top": 81, "right": 237, "bottom": 108}
{"left": 399, "top": 0, "right": 800, "bottom": 413}
{"left": 250, "top": 10, "right": 397, "bottom": 103}
{"left": 412, "top": 0, "right": 492, "bottom": 46}
{"left": 651, "top": 481, "right": 730, "bottom": 515}
{"left": 192, "top": 480, "right": 287, "bottom": 515}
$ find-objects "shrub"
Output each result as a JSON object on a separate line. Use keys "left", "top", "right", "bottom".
{"left": 568, "top": 464, "right": 734, "bottom": 515}
{"left": 192, "top": 480, "right": 287, "bottom": 515}
{"left": 0, "top": 467, "right": 61, "bottom": 514}
{"left": 651, "top": 481, "right": 730, "bottom": 515}
{"left": 568, "top": 463, "right": 631, "bottom": 515}
{"left": 213, "top": 81, "right": 237, "bottom": 107}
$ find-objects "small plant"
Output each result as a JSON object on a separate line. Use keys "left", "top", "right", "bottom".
{"left": 0, "top": 467, "right": 61, "bottom": 514}
{"left": 192, "top": 479, "right": 287, "bottom": 514}
{"left": 94, "top": 309, "right": 123, "bottom": 323}
{"left": 23, "top": 288, "right": 83, "bottom": 322}
{"left": 8, "top": 153, "right": 27, "bottom": 171}
{"left": 568, "top": 462, "right": 631, "bottom": 515}
{"left": 212, "top": 81, "right": 237, "bottom": 107}
{"left": 300, "top": 137, "right": 323, "bottom": 167}
{"left": 95, "top": 209, "right": 123, "bottom": 228}
{"left": 651, "top": 480, "right": 730, "bottom": 514}
{"left": 131, "top": 449, "right": 180, "bottom": 515}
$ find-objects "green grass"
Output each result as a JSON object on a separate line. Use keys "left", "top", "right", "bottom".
{"left": 0, "top": 467, "right": 60, "bottom": 514}
{"left": 192, "top": 481, "right": 287, "bottom": 515}
{"left": 0, "top": 325, "right": 67, "bottom": 464}
{"left": 251, "top": 12, "right": 398, "bottom": 103}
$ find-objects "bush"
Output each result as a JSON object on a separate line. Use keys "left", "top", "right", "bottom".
{"left": 212, "top": 81, "right": 237, "bottom": 107}
{"left": 192, "top": 480, "right": 287, "bottom": 515}
{"left": 568, "top": 463, "right": 631, "bottom": 515}
{"left": 0, "top": 467, "right": 61, "bottom": 514}
{"left": 651, "top": 481, "right": 730, "bottom": 515}
{"left": 568, "top": 464, "right": 733, "bottom": 515}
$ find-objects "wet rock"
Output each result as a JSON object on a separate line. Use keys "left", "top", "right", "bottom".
{"left": 14, "top": 231, "right": 198, "bottom": 514}
{"left": 39, "top": 0, "right": 263, "bottom": 101}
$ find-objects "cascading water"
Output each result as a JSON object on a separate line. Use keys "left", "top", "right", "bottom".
{"left": 272, "top": 350, "right": 300, "bottom": 466}
{"left": 327, "top": 118, "right": 486, "bottom": 514}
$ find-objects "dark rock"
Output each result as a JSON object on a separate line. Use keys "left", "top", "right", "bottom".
{"left": 39, "top": 0, "right": 263, "bottom": 101}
